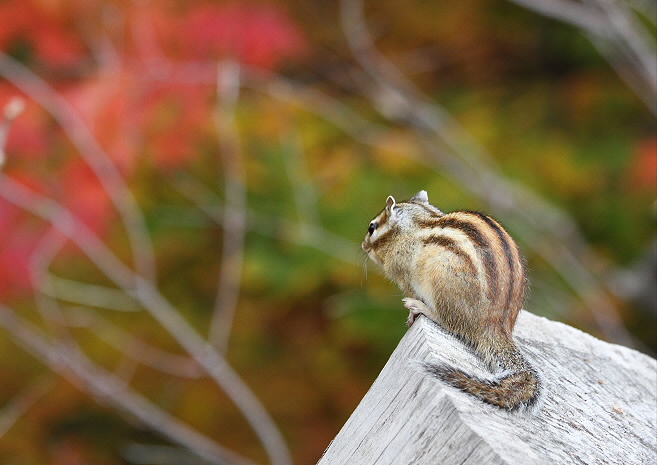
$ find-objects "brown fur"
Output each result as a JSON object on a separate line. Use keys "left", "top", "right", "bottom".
{"left": 362, "top": 191, "right": 541, "bottom": 411}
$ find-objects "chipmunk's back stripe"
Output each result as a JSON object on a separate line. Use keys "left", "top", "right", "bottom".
{"left": 416, "top": 217, "right": 444, "bottom": 229}
{"left": 438, "top": 216, "right": 499, "bottom": 299}
{"left": 423, "top": 235, "right": 477, "bottom": 275}
{"left": 468, "top": 212, "right": 517, "bottom": 328}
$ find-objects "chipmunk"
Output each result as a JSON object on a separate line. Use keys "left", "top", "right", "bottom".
{"left": 362, "top": 190, "right": 542, "bottom": 411}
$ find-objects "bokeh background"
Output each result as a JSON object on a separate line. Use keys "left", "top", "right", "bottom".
{"left": 0, "top": 0, "right": 655, "bottom": 464}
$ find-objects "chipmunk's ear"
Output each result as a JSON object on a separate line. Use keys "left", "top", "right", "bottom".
{"left": 386, "top": 196, "right": 400, "bottom": 224}
{"left": 410, "top": 190, "right": 429, "bottom": 204}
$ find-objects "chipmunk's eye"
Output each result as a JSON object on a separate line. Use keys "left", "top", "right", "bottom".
{"left": 368, "top": 222, "right": 379, "bottom": 235}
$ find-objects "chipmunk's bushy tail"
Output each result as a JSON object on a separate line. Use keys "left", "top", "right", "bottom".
{"left": 423, "top": 353, "right": 542, "bottom": 412}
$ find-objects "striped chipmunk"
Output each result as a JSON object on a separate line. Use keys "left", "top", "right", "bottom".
{"left": 362, "top": 190, "right": 542, "bottom": 411}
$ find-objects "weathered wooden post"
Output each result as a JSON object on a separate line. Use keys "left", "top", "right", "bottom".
{"left": 317, "top": 311, "right": 656, "bottom": 465}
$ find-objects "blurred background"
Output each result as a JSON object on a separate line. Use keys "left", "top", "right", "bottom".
{"left": 0, "top": 0, "right": 655, "bottom": 464}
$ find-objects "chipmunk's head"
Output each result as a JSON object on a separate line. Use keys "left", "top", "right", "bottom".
{"left": 362, "top": 190, "right": 438, "bottom": 266}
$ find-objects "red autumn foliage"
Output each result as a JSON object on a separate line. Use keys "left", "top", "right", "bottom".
{"left": 0, "top": 1, "right": 307, "bottom": 300}
{"left": 0, "top": 223, "right": 40, "bottom": 297}
{"left": 2, "top": 95, "right": 50, "bottom": 160}
{"left": 0, "top": 228, "right": 36, "bottom": 297}
{"left": 62, "top": 71, "right": 141, "bottom": 173}
{"left": 63, "top": 70, "right": 215, "bottom": 172}
{"left": 181, "top": 3, "right": 306, "bottom": 68}
{"left": 0, "top": 174, "right": 49, "bottom": 297}
{"left": 58, "top": 160, "right": 114, "bottom": 236}
{"left": 0, "top": 0, "right": 86, "bottom": 67}
{"left": 0, "top": 163, "right": 114, "bottom": 298}
{"left": 128, "top": 1, "right": 306, "bottom": 69}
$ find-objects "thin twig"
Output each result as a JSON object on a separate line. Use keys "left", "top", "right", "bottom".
{"left": 626, "top": 0, "right": 656, "bottom": 24}
{"left": 174, "top": 175, "right": 357, "bottom": 264}
{"left": 41, "top": 275, "right": 140, "bottom": 312}
{"left": 66, "top": 308, "right": 203, "bottom": 378}
{"left": 0, "top": 51, "right": 157, "bottom": 285}
{"left": 593, "top": 0, "right": 657, "bottom": 111}
{"left": 0, "top": 173, "right": 292, "bottom": 465}
{"left": 508, "top": 0, "right": 611, "bottom": 35}
{"left": 208, "top": 61, "right": 249, "bottom": 353}
{"left": 507, "top": 0, "right": 657, "bottom": 114}
{"left": 29, "top": 226, "right": 76, "bottom": 342}
{"left": 0, "top": 305, "right": 257, "bottom": 465}
{"left": 282, "top": 132, "right": 322, "bottom": 227}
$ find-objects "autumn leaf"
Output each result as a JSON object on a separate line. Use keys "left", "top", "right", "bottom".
{"left": 0, "top": 174, "right": 48, "bottom": 297}
{"left": 181, "top": 3, "right": 306, "bottom": 68}
{"left": 58, "top": 160, "right": 114, "bottom": 236}
{"left": 0, "top": 0, "right": 86, "bottom": 67}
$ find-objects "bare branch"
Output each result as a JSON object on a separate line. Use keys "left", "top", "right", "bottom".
{"left": 29, "top": 226, "right": 78, "bottom": 344}
{"left": 508, "top": 0, "right": 657, "bottom": 114}
{"left": 174, "top": 174, "right": 358, "bottom": 264}
{"left": 66, "top": 308, "right": 203, "bottom": 379}
{"left": 0, "top": 305, "right": 257, "bottom": 465}
{"left": 0, "top": 173, "right": 135, "bottom": 288}
{"left": 282, "top": 133, "right": 322, "bottom": 227}
{"left": 41, "top": 275, "right": 140, "bottom": 312}
{"left": 208, "top": 61, "right": 249, "bottom": 353}
{"left": 593, "top": 0, "right": 657, "bottom": 111}
{"left": 0, "top": 51, "right": 157, "bottom": 284}
{"left": 0, "top": 173, "right": 292, "bottom": 465}
{"left": 508, "top": 0, "right": 612, "bottom": 35}
{"left": 626, "top": 0, "right": 656, "bottom": 24}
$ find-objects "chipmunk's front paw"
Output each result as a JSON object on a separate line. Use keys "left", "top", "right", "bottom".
{"left": 402, "top": 298, "right": 430, "bottom": 327}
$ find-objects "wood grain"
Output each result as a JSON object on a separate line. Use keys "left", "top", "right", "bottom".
{"left": 317, "top": 311, "right": 656, "bottom": 465}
